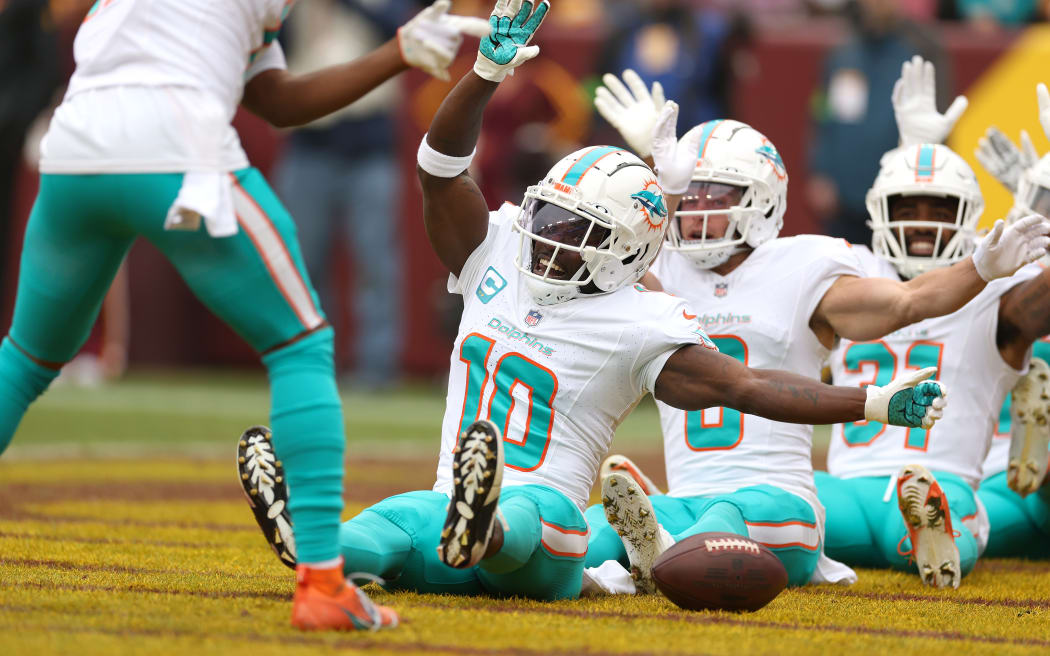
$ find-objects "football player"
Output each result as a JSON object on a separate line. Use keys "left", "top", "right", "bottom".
{"left": 971, "top": 95, "right": 1050, "bottom": 559}
{"left": 238, "top": 1, "right": 949, "bottom": 602}
{"left": 0, "top": 0, "right": 491, "bottom": 631}
{"left": 582, "top": 61, "right": 1050, "bottom": 594}
{"left": 813, "top": 72, "right": 1050, "bottom": 589}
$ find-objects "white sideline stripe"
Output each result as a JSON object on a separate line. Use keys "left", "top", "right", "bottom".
{"left": 745, "top": 521, "right": 821, "bottom": 551}
{"left": 540, "top": 520, "right": 589, "bottom": 558}
{"left": 232, "top": 180, "right": 323, "bottom": 330}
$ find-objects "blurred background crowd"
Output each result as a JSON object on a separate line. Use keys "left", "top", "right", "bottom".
{"left": 2, "top": 0, "right": 1049, "bottom": 385}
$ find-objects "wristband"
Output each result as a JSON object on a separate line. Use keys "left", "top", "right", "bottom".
{"left": 417, "top": 133, "right": 476, "bottom": 178}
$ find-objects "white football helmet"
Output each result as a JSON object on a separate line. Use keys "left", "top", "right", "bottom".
{"left": 1016, "top": 152, "right": 1050, "bottom": 219}
{"left": 867, "top": 143, "right": 984, "bottom": 279}
{"left": 664, "top": 119, "right": 788, "bottom": 269}
{"left": 513, "top": 146, "right": 668, "bottom": 305}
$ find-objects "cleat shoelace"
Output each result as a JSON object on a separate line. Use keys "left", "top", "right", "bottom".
{"left": 245, "top": 433, "right": 278, "bottom": 504}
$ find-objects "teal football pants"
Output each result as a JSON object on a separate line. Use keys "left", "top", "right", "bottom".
{"left": 338, "top": 485, "right": 588, "bottom": 600}
{"left": 978, "top": 471, "right": 1050, "bottom": 558}
{"left": 585, "top": 485, "right": 821, "bottom": 587}
{"left": 815, "top": 472, "right": 979, "bottom": 576}
{"left": 0, "top": 170, "right": 348, "bottom": 564}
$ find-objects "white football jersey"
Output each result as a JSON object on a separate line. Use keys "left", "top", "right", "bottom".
{"left": 433, "top": 204, "right": 717, "bottom": 510}
{"left": 652, "top": 236, "right": 863, "bottom": 500}
{"left": 829, "top": 247, "right": 1039, "bottom": 488}
{"left": 981, "top": 336, "right": 1050, "bottom": 479}
{"left": 41, "top": 0, "right": 290, "bottom": 173}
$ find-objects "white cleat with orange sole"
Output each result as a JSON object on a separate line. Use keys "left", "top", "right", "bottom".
{"left": 896, "top": 464, "right": 961, "bottom": 589}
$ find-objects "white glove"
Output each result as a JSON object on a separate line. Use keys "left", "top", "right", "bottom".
{"left": 972, "top": 214, "right": 1050, "bottom": 281}
{"left": 892, "top": 55, "right": 968, "bottom": 146}
{"left": 594, "top": 69, "right": 666, "bottom": 158}
{"left": 1038, "top": 83, "right": 1050, "bottom": 143}
{"left": 473, "top": 0, "right": 549, "bottom": 83}
{"left": 398, "top": 0, "right": 491, "bottom": 82}
{"left": 975, "top": 126, "right": 1038, "bottom": 194}
{"left": 865, "top": 367, "right": 946, "bottom": 429}
{"left": 651, "top": 101, "right": 704, "bottom": 195}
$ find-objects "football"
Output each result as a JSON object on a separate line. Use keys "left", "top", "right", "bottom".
{"left": 651, "top": 532, "right": 788, "bottom": 612}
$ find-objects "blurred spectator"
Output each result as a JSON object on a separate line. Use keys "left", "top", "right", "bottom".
{"left": 807, "top": 0, "right": 948, "bottom": 245}
{"left": 596, "top": 0, "right": 746, "bottom": 135}
{"left": 275, "top": 0, "right": 417, "bottom": 390}
{"left": 0, "top": 0, "right": 63, "bottom": 306}
{"left": 954, "top": 0, "right": 1036, "bottom": 28}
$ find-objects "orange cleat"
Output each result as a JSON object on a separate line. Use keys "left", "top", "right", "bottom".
{"left": 290, "top": 559, "right": 399, "bottom": 631}
{"left": 895, "top": 464, "right": 961, "bottom": 589}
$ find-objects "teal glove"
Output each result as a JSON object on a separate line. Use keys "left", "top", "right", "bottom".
{"left": 865, "top": 366, "right": 947, "bottom": 429}
{"left": 474, "top": 0, "right": 550, "bottom": 83}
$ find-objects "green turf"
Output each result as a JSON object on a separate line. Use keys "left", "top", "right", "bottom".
{"left": 9, "top": 370, "right": 830, "bottom": 459}
{"left": 2, "top": 369, "right": 888, "bottom": 656}
{"left": 2, "top": 454, "right": 1049, "bottom": 656}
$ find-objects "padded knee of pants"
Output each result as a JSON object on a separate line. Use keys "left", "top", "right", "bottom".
{"left": 338, "top": 510, "right": 413, "bottom": 581}
{"left": 583, "top": 503, "right": 628, "bottom": 569}
{"left": 482, "top": 495, "right": 543, "bottom": 575}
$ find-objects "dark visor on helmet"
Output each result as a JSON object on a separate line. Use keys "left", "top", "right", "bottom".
{"left": 523, "top": 199, "right": 610, "bottom": 248}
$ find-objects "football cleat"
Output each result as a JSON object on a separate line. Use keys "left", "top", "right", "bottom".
{"left": 291, "top": 559, "right": 398, "bottom": 631}
{"left": 896, "top": 464, "right": 961, "bottom": 589}
{"left": 600, "top": 454, "right": 664, "bottom": 496}
{"left": 602, "top": 472, "right": 675, "bottom": 594}
{"left": 1008, "top": 357, "right": 1050, "bottom": 496}
{"left": 438, "top": 419, "right": 504, "bottom": 569}
{"left": 237, "top": 425, "right": 296, "bottom": 569}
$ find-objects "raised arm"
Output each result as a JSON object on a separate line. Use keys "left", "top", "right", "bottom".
{"left": 814, "top": 215, "right": 1050, "bottom": 344}
{"left": 655, "top": 344, "right": 945, "bottom": 429}
{"left": 417, "top": 0, "right": 549, "bottom": 276}
{"left": 417, "top": 73, "right": 500, "bottom": 276}
{"left": 242, "top": 1, "right": 488, "bottom": 127}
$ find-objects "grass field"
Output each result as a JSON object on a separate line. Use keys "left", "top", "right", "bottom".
{"left": 3, "top": 372, "right": 1050, "bottom": 655}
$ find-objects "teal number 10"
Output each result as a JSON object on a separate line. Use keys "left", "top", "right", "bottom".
{"left": 456, "top": 333, "right": 559, "bottom": 472}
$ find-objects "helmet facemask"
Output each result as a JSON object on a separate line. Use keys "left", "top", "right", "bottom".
{"left": 867, "top": 144, "right": 984, "bottom": 279}
{"left": 512, "top": 146, "right": 668, "bottom": 305}
{"left": 667, "top": 177, "right": 761, "bottom": 269}
{"left": 661, "top": 120, "right": 788, "bottom": 270}
{"left": 869, "top": 193, "right": 977, "bottom": 278}
{"left": 514, "top": 191, "right": 618, "bottom": 305}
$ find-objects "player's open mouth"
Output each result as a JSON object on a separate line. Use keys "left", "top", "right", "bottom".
{"left": 537, "top": 256, "right": 565, "bottom": 274}
{"left": 908, "top": 239, "right": 936, "bottom": 256}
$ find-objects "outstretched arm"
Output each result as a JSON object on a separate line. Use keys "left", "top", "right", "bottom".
{"left": 242, "top": 1, "right": 488, "bottom": 127}
{"left": 243, "top": 41, "right": 407, "bottom": 128}
{"left": 814, "top": 261, "right": 984, "bottom": 343}
{"left": 655, "top": 344, "right": 944, "bottom": 428}
{"left": 815, "top": 215, "right": 1050, "bottom": 343}
{"left": 417, "top": 0, "right": 549, "bottom": 276}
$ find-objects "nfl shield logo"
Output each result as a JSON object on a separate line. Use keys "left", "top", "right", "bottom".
{"left": 525, "top": 310, "right": 543, "bottom": 326}
{"left": 714, "top": 282, "right": 728, "bottom": 298}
